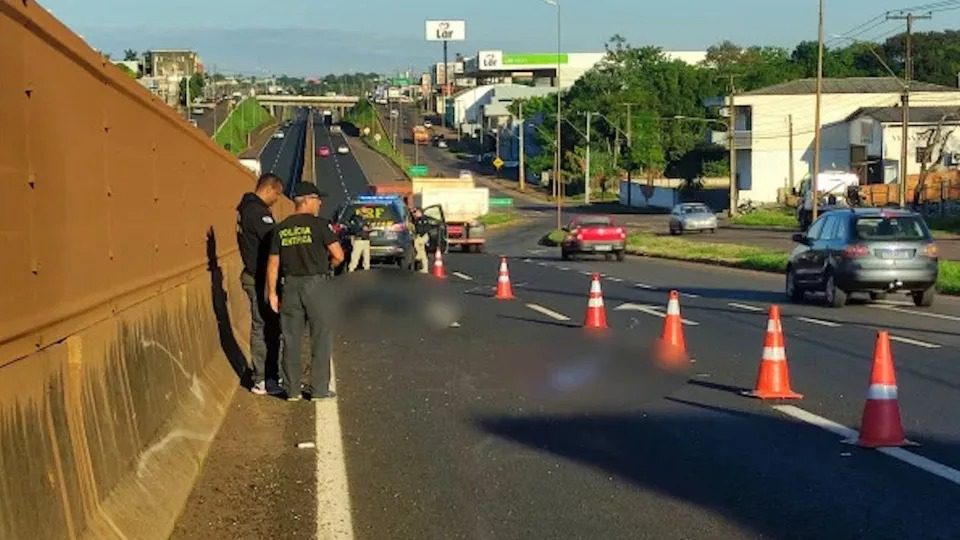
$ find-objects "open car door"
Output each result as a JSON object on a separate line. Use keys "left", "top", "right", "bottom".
{"left": 422, "top": 204, "right": 448, "bottom": 253}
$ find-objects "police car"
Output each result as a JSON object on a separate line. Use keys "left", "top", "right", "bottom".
{"left": 334, "top": 196, "right": 416, "bottom": 270}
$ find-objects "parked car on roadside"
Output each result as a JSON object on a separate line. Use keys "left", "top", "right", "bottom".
{"left": 561, "top": 215, "right": 627, "bottom": 261}
{"left": 786, "top": 208, "right": 939, "bottom": 308}
{"left": 669, "top": 203, "right": 718, "bottom": 235}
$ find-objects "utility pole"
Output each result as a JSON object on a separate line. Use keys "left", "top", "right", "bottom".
{"left": 554, "top": 3, "right": 563, "bottom": 230}
{"left": 441, "top": 41, "right": 449, "bottom": 130}
{"left": 887, "top": 10, "right": 932, "bottom": 207}
{"left": 585, "top": 111, "right": 592, "bottom": 205}
{"left": 812, "top": 0, "right": 825, "bottom": 222}
{"left": 728, "top": 76, "right": 738, "bottom": 217}
{"left": 623, "top": 103, "right": 635, "bottom": 208}
{"left": 518, "top": 101, "right": 526, "bottom": 191}
{"left": 788, "top": 114, "right": 795, "bottom": 191}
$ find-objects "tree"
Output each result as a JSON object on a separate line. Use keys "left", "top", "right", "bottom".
{"left": 179, "top": 73, "right": 205, "bottom": 105}
{"left": 123, "top": 49, "right": 138, "bottom": 61}
{"left": 913, "top": 111, "right": 960, "bottom": 207}
{"left": 115, "top": 63, "right": 137, "bottom": 79}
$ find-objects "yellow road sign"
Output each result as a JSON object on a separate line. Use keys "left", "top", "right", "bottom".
{"left": 493, "top": 156, "right": 504, "bottom": 170}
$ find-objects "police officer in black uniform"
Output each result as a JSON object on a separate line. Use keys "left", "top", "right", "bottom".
{"left": 236, "top": 173, "right": 284, "bottom": 395}
{"left": 266, "top": 182, "right": 345, "bottom": 401}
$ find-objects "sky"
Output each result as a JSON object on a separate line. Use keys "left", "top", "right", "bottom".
{"left": 39, "top": 0, "right": 960, "bottom": 76}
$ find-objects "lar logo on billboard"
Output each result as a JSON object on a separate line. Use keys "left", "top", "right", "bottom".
{"left": 479, "top": 50, "right": 503, "bottom": 70}
{"left": 426, "top": 20, "right": 466, "bottom": 42}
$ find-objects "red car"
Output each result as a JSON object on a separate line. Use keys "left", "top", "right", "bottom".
{"left": 561, "top": 215, "right": 627, "bottom": 261}
{"left": 317, "top": 145, "right": 331, "bottom": 157}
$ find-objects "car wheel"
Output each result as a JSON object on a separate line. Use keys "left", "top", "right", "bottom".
{"left": 709, "top": 228, "right": 717, "bottom": 234}
{"left": 824, "top": 272, "right": 847, "bottom": 308}
{"left": 561, "top": 249, "right": 571, "bottom": 261}
{"left": 615, "top": 250, "right": 626, "bottom": 262}
{"left": 869, "top": 292, "right": 887, "bottom": 302}
{"left": 604, "top": 253, "right": 613, "bottom": 261}
{"left": 912, "top": 286, "right": 935, "bottom": 307}
{"left": 785, "top": 266, "right": 804, "bottom": 303}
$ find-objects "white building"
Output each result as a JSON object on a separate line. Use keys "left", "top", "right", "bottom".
{"left": 726, "top": 77, "right": 960, "bottom": 204}
{"left": 448, "top": 84, "right": 555, "bottom": 136}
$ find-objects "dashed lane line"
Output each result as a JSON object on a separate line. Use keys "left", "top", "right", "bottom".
{"left": 773, "top": 405, "right": 960, "bottom": 487}
{"left": 728, "top": 302, "right": 764, "bottom": 312}
{"left": 795, "top": 316, "right": 842, "bottom": 328}
{"left": 868, "top": 304, "right": 960, "bottom": 322}
{"left": 613, "top": 303, "right": 700, "bottom": 326}
{"left": 680, "top": 292, "right": 701, "bottom": 299}
{"left": 526, "top": 303, "right": 571, "bottom": 322}
{"left": 315, "top": 362, "right": 354, "bottom": 540}
{"left": 634, "top": 283, "right": 656, "bottom": 290}
{"left": 452, "top": 272, "right": 473, "bottom": 281}
{"left": 889, "top": 335, "right": 941, "bottom": 349}
{"left": 606, "top": 277, "right": 624, "bottom": 283}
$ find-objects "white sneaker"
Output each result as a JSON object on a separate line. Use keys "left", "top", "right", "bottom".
{"left": 250, "top": 381, "right": 268, "bottom": 395}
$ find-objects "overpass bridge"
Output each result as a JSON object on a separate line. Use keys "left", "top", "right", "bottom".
{"left": 255, "top": 94, "right": 360, "bottom": 118}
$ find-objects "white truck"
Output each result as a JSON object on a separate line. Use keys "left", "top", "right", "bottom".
{"left": 239, "top": 158, "right": 262, "bottom": 177}
{"left": 412, "top": 176, "right": 489, "bottom": 252}
{"left": 796, "top": 170, "right": 861, "bottom": 230}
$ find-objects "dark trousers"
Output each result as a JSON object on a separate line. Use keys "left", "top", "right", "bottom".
{"left": 241, "top": 272, "right": 280, "bottom": 384}
{"left": 280, "top": 274, "right": 333, "bottom": 396}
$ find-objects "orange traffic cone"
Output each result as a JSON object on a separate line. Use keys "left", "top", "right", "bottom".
{"left": 655, "top": 290, "right": 688, "bottom": 366}
{"left": 432, "top": 247, "right": 446, "bottom": 278}
{"left": 744, "top": 305, "right": 803, "bottom": 399}
{"left": 583, "top": 273, "right": 607, "bottom": 329}
{"left": 495, "top": 257, "right": 515, "bottom": 300}
{"left": 852, "top": 331, "right": 909, "bottom": 447}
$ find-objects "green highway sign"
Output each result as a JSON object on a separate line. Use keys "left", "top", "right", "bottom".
{"left": 503, "top": 52, "right": 569, "bottom": 66}
{"left": 392, "top": 78, "right": 412, "bottom": 86}
{"left": 408, "top": 165, "right": 429, "bottom": 177}
{"left": 489, "top": 197, "right": 514, "bottom": 207}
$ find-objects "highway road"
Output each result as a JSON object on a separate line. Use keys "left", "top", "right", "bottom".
{"left": 313, "top": 118, "right": 370, "bottom": 219}
{"left": 173, "top": 195, "right": 960, "bottom": 539}
{"left": 259, "top": 108, "right": 307, "bottom": 192}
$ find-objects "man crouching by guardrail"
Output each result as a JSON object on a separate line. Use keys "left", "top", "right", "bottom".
{"left": 266, "top": 182, "right": 345, "bottom": 401}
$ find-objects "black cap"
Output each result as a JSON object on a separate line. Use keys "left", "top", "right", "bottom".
{"left": 292, "top": 182, "right": 327, "bottom": 198}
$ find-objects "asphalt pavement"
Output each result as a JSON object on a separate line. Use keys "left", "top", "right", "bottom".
{"left": 260, "top": 110, "right": 307, "bottom": 190}
{"left": 313, "top": 119, "right": 371, "bottom": 219}
{"left": 173, "top": 192, "right": 960, "bottom": 538}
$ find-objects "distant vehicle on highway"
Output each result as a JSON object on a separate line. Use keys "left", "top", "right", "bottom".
{"left": 317, "top": 145, "right": 331, "bottom": 157}
{"left": 412, "top": 125, "right": 429, "bottom": 145}
{"left": 191, "top": 108, "right": 205, "bottom": 115}
{"left": 668, "top": 203, "right": 718, "bottom": 235}
{"left": 561, "top": 215, "right": 627, "bottom": 261}
{"left": 271, "top": 131, "right": 285, "bottom": 139}
{"left": 786, "top": 208, "right": 939, "bottom": 308}
{"left": 423, "top": 120, "right": 433, "bottom": 129}
{"left": 337, "top": 145, "right": 349, "bottom": 155}
{"left": 437, "top": 139, "right": 448, "bottom": 149}
{"left": 188, "top": 119, "right": 198, "bottom": 127}
{"left": 330, "top": 125, "right": 342, "bottom": 134}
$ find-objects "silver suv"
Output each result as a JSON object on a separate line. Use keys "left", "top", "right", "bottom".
{"left": 786, "top": 208, "right": 939, "bottom": 307}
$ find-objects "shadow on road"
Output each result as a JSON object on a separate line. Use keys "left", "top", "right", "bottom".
{"left": 475, "top": 401, "right": 960, "bottom": 539}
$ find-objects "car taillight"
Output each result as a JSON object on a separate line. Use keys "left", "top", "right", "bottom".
{"left": 843, "top": 244, "right": 869, "bottom": 258}
{"left": 923, "top": 243, "right": 939, "bottom": 258}
{"left": 615, "top": 227, "right": 625, "bottom": 239}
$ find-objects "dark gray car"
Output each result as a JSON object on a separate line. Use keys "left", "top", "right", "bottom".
{"left": 786, "top": 208, "right": 939, "bottom": 307}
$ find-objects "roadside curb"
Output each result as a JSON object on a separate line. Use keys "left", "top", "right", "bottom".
{"left": 723, "top": 224, "right": 799, "bottom": 232}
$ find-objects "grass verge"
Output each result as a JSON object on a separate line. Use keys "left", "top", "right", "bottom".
{"left": 344, "top": 99, "right": 410, "bottom": 174}
{"left": 214, "top": 98, "right": 272, "bottom": 155}
{"left": 730, "top": 207, "right": 797, "bottom": 229}
{"left": 478, "top": 212, "right": 522, "bottom": 228}
{"left": 625, "top": 232, "right": 960, "bottom": 294}
{"left": 925, "top": 216, "right": 960, "bottom": 236}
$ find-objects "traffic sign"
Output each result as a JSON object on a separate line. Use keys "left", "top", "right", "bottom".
{"left": 493, "top": 156, "right": 504, "bottom": 170}
{"left": 409, "top": 165, "right": 429, "bottom": 177}
{"left": 373, "top": 133, "right": 382, "bottom": 142}
{"left": 489, "top": 197, "right": 513, "bottom": 207}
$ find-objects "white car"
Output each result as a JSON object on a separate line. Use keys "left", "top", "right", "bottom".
{"left": 272, "top": 131, "right": 285, "bottom": 139}
{"left": 423, "top": 120, "right": 433, "bottom": 128}
{"left": 437, "top": 140, "right": 448, "bottom": 149}
{"left": 337, "top": 145, "right": 350, "bottom": 155}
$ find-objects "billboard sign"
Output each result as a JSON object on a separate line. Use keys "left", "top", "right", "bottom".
{"left": 479, "top": 50, "right": 503, "bottom": 70}
{"left": 478, "top": 51, "right": 569, "bottom": 70}
{"left": 426, "top": 20, "right": 466, "bottom": 42}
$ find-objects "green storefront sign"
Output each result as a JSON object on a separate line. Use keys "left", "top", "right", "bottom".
{"left": 503, "top": 53, "right": 569, "bottom": 66}
{"left": 408, "top": 165, "right": 429, "bottom": 177}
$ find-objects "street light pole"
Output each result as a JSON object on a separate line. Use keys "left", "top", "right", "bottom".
{"left": 544, "top": 0, "right": 562, "bottom": 229}
{"left": 812, "top": 0, "right": 825, "bottom": 222}
{"left": 518, "top": 101, "right": 526, "bottom": 191}
{"left": 585, "top": 111, "right": 592, "bottom": 205}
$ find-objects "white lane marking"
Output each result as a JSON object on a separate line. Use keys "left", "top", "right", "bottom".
{"left": 315, "top": 362, "right": 354, "bottom": 540}
{"left": 728, "top": 302, "right": 764, "bottom": 312}
{"left": 580, "top": 270, "right": 593, "bottom": 276}
{"left": 606, "top": 277, "right": 624, "bottom": 283}
{"left": 889, "top": 335, "right": 941, "bottom": 349}
{"left": 773, "top": 405, "right": 960, "bottom": 487}
{"left": 796, "top": 316, "right": 842, "bottom": 328}
{"left": 613, "top": 303, "right": 699, "bottom": 326}
{"left": 522, "top": 258, "right": 533, "bottom": 263}
{"left": 558, "top": 266, "right": 571, "bottom": 271}
{"left": 537, "top": 262, "right": 548, "bottom": 267}
{"left": 868, "top": 304, "right": 960, "bottom": 322}
{"left": 526, "top": 303, "right": 571, "bottom": 322}
{"left": 873, "top": 299, "right": 915, "bottom": 307}
{"left": 680, "top": 292, "right": 701, "bottom": 299}
{"left": 634, "top": 283, "right": 656, "bottom": 290}
{"left": 451, "top": 271, "right": 473, "bottom": 281}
